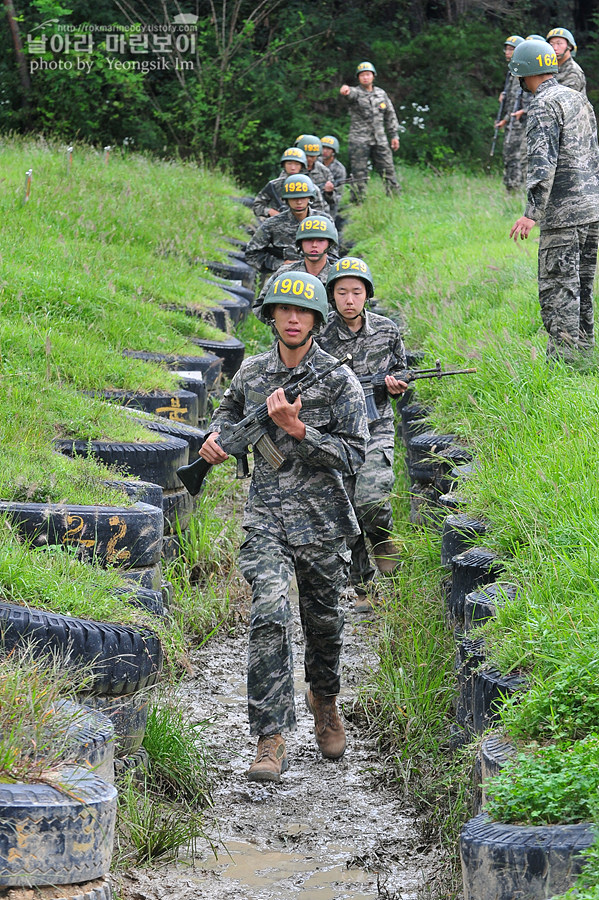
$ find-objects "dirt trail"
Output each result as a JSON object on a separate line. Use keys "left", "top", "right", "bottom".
{"left": 121, "top": 578, "right": 441, "bottom": 899}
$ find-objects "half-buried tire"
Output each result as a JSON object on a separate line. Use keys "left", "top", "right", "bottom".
{"left": 54, "top": 436, "right": 189, "bottom": 491}
{"left": 190, "top": 335, "right": 245, "bottom": 378}
{"left": 122, "top": 349, "right": 222, "bottom": 390}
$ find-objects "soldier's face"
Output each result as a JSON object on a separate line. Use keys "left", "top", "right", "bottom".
{"left": 504, "top": 44, "right": 514, "bottom": 61}
{"left": 358, "top": 71, "right": 374, "bottom": 87}
{"left": 272, "top": 304, "right": 316, "bottom": 346}
{"left": 333, "top": 277, "right": 368, "bottom": 321}
{"left": 287, "top": 197, "right": 310, "bottom": 213}
{"left": 322, "top": 147, "right": 334, "bottom": 161}
{"left": 305, "top": 155, "right": 317, "bottom": 170}
{"left": 284, "top": 160, "right": 302, "bottom": 175}
{"left": 301, "top": 238, "right": 330, "bottom": 261}
{"left": 548, "top": 37, "right": 569, "bottom": 58}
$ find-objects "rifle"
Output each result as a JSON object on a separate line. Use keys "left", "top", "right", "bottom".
{"left": 357, "top": 359, "right": 477, "bottom": 422}
{"left": 506, "top": 87, "right": 524, "bottom": 142}
{"left": 177, "top": 353, "right": 353, "bottom": 496}
{"left": 489, "top": 72, "right": 511, "bottom": 161}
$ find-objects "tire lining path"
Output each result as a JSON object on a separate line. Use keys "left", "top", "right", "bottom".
{"left": 121, "top": 570, "right": 440, "bottom": 899}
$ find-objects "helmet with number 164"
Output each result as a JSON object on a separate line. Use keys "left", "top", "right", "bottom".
{"left": 326, "top": 257, "right": 375, "bottom": 300}
{"left": 508, "top": 39, "right": 558, "bottom": 76}
{"left": 262, "top": 272, "right": 329, "bottom": 328}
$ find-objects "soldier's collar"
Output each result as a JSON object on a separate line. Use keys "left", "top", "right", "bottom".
{"left": 266, "top": 340, "right": 317, "bottom": 374}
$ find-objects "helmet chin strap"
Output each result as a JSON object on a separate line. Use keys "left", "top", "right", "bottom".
{"left": 303, "top": 249, "right": 328, "bottom": 262}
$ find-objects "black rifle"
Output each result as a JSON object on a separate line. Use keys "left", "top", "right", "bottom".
{"left": 506, "top": 87, "right": 524, "bottom": 142}
{"left": 177, "top": 353, "right": 353, "bottom": 496}
{"left": 357, "top": 360, "right": 476, "bottom": 422}
{"left": 490, "top": 72, "right": 511, "bottom": 161}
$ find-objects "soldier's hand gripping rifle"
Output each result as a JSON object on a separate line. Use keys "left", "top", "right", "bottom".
{"left": 358, "top": 360, "right": 477, "bottom": 421}
{"left": 177, "top": 353, "right": 353, "bottom": 496}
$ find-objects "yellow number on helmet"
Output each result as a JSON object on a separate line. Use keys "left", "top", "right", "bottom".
{"left": 305, "top": 283, "right": 314, "bottom": 300}
{"left": 292, "top": 279, "right": 305, "bottom": 295}
{"left": 281, "top": 278, "right": 292, "bottom": 294}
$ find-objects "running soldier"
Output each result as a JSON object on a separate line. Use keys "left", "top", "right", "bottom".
{"left": 339, "top": 61, "right": 401, "bottom": 201}
{"left": 245, "top": 175, "right": 329, "bottom": 279}
{"left": 199, "top": 272, "right": 368, "bottom": 781}
{"left": 295, "top": 134, "right": 338, "bottom": 218}
{"left": 320, "top": 135, "right": 347, "bottom": 222}
{"left": 495, "top": 35, "right": 526, "bottom": 191}
{"left": 318, "top": 257, "right": 407, "bottom": 609}
{"left": 253, "top": 215, "right": 338, "bottom": 320}
{"left": 546, "top": 27, "right": 586, "bottom": 95}
{"left": 509, "top": 39, "right": 599, "bottom": 361}
{"left": 252, "top": 147, "right": 327, "bottom": 221}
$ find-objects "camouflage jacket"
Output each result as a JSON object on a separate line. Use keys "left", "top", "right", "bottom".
{"left": 503, "top": 73, "right": 529, "bottom": 134}
{"left": 252, "top": 171, "right": 326, "bottom": 219}
{"left": 556, "top": 56, "right": 586, "bottom": 95}
{"left": 323, "top": 156, "right": 347, "bottom": 189}
{"left": 307, "top": 159, "right": 339, "bottom": 213}
{"left": 253, "top": 258, "right": 335, "bottom": 321}
{"left": 316, "top": 309, "right": 406, "bottom": 450}
{"left": 524, "top": 78, "right": 599, "bottom": 227}
{"left": 208, "top": 342, "right": 369, "bottom": 545}
{"left": 343, "top": 85, "right": 400, "bottom": 145}
{"left": 245, "top": 205, "right": 330, "bottom": 273}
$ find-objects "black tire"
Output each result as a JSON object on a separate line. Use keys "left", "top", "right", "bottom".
{"left": 172, "top": 370, "right": 208, "bottom": 421}
{"left": 0, "top": 766, "right": 117, "bottom": 887}
{"left": 408, "top": 431, "right": 458, "bottom": 464}
{"left": 161, "top": 487, "right": 193, "bottom": 534}
{"left": 114, "top": 746, "right": 150, "bottom": 781}
{"left": 438, "top": 491, "right": 467, "bottom": 511}
{"left": 141, "top": 417, "right": 207, "bottom": 463}
{"left": 405, "top": 349, "right": 426, "bottom": 367}
{"left": 103, "top": 478, "right": 163, "bottom": 510}
{"left": 93, "top": 389, "right": 199, "bottom": 427}
{"left": 81, "top": 692, "right": 149, "bottom": 758}
{"left": 197, "top": 275, "right": 255, "bottom": 304}
{"left": 460, "top": 812, "right": 594, "bottom": 900}
{"left": 203, "top": 256, "right": 256, "bottom": 291}
{"left": 191, "top": 335, "right": 245, "bottom": 378}
{"left": 53, "top": 699, "right": 115, "bottom": 786}
{"left": 464, "top": 582, "right": 520, "bottom": 632}
{"left": 0, "top": 601, "right": 163, "bottom": 696}
{"left": 472, "top": 665, "right": 527, "bottom": 734}
{"left": 408, "top": 483, "right": 445, "bottom": 529}
{"left": 200, "top": 304, "right": 231, "bottom": 332}
{"left": 455, "top": 636, "right": 486, "bottom": 732}
{"left": 112, "top": 586, "right": 165, "bottom": 617}
{"left": 229, "top": 194, "right": 254, "bottom": 208}
{"left": 0, "top": 501, "right": 163, "bottom": 569}
{"left": 119, "top": 562, "right": 162, "bottom": 592}
{"left": 400, "top": 402, "right": 432, "bottom": 447}
{"left": 441, "top": 514, "right": 488, "bottom": 568}
{"left": 54, "top": 436, "right": 189, "bottom": 491}
{"left": 449, "top": 547, "right": 503, "bottom": 623}
{"left": 480, "top": 732, "right": 517, "bottom": 787}
{"left": 122, "top": 349, "right": 223, "bottom": 390}
{"left": 201, "top": 295, "right": 249, "bottom": 329}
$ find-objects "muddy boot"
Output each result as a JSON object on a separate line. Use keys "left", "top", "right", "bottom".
{"left": 372, "top": 538, "right": 401, "bottom": 574}
{"left": 247, "top": 734, "right": 288, "bottom": 783}
{"left": 305, "top": 689, "right": 346, "bottom": 759}
{"left": 354, "top": 580, "right": 380, "bottom": 613}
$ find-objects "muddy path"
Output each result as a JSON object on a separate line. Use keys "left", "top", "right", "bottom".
{"left": 121, "top": 569, "right": 442, "bottom": 899}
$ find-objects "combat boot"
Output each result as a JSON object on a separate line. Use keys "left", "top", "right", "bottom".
{"left": 247, "top": 734, "right": 288, "bottom": 783}
{"left": 367, "top": 525, "right": 401, "bottom": 574}
{"left": 305, "top": 689, "right": 346, "bottom": 759}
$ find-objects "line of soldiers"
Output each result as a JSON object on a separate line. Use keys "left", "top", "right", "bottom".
{"left": 496, "top": 26, "right": 586, "bottom": 193}
{"left": 202, "top": 62, "right": 408, "bottom": 779}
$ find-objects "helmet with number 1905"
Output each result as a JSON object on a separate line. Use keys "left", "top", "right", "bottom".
{"left": 262, "top": 271, "right": 329, "bottom": 328}
{"left": 326, "top": 257, "right": 375, "bottom": 300}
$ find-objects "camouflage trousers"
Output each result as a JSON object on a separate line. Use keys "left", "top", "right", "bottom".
{"left": 348, "top": 141, "right": 401, "bottom": 201}
{"left": 238, "top": 529, "right": 351, "bottom": 736}
{"left": 502, "top": 125, "right": 526, "bottom": 191}
{"left": 345, "top": 446, "right": 395, "bottom": 586}
{"left": 538, "top": 222, "right": 599, "bottom": 360}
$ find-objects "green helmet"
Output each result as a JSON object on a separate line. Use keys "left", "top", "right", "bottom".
{"left": 282, "top": 174, "right": 316, "bottom": 200}
{"left": 262, "top": 271, "right": 329, "bottom": 329}
{"left": 280, "top": 146, "right": 307, "bottom": 169}
{"left": 508, "top": 39, "right": 558, "bottom": 77}
{"left": 547, "top": 27, "right": 577, "bottom": 55}
{"left": 295, "top": 216, "right": 338, "bottom": 251}
{"left": 321, "top": 135, "right": 340, "bottom": 154}
{"left": 326, "top": 257, "right": 375, "bottom": 301}
{"left": 526, "top": 34, "right": 546, "bottom": 41}
{"left": 356, "top": 61, "right": 376, "bottom": 76}
{"left": 504, "top": 35, "right": 524, "bottom": 47}
{"left": 295, "top": 134, "right": 322, "bottom": 157}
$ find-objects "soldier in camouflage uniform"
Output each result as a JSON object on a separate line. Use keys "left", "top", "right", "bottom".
{"left": 295, "top": 135, "right": 338, "bottom": 219}
{"left": 496, "top": 36, "right": 527, "bottom": 192}
{"left": 546, "top": 27, "right": 586, "bottom": 95}
{"left": 245, "top": 175, "right": 331, "bottom": 279}
{"left": 252, "top": 147, "right": 327, "bottom": 221}
{"left": 199, "top": 272, "right": 368, "bottom": 781}
{"left": 318, "top": 258, "right": 408, "bottom": 608}
{"left": 339, "top": 61, "right": 401, "bottom": 201}
{"left": 253, "top": 215, "right": 338, "bottom": 321}
{"left": 509, "top": 40, "right": 599, "bottom": 361}
{"left": 320, "top": 135, "right": 347, "bottom": 222}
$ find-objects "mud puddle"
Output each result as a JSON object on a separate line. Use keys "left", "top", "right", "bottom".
{"left": 121, "top": 579, "right": 441, "bottom": 899}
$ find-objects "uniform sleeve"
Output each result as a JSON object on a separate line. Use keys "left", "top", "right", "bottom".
{"left": 388, "top": 329, "right": 407, "bottom": 372}
{"left": 207, "top": 370, "right": 246, "bottom": 433}
{"left": 345, "top": 86, "right": 360, "bottom": 103}
{"left": 294, "top": 369, "right": 369, "bottom": 475}
{"left": 524, "top": 105, "right": 560, "bottom": 222}
{"left": 382, "top": 91, "right": 400, "bottom": 140}
{"left": 245, "top": 220, "right": 282, "bottom": 273}
{"left": 252, "top": 181, "right": 280, "bottom": 218}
